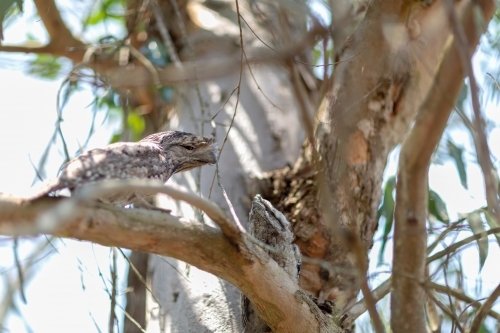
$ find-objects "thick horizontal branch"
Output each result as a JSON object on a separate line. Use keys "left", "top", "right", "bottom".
{"left": 0, "top": 193, "right": 335, "bottom": 333}
{"left": 69, "top": 180, "right": 244, "bottom": 242}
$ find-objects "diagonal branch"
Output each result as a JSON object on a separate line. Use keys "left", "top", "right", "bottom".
{"left": 74, "top": 180, "right": 244, "bottom": 242}
{"left": 391, "top": 1, "right": 495, "bottom": 332}
{"left": 443, "top": 0, "right": 500, "bottom": 223}
{"left": 426, "top": 281, "right": 500, "bottom": 322}
{"left": 0, "top": 0, "right": 85, "bottom": 60}
{"left": 468, "top": 283, "right": 500, "bottom": 332}
{"left": 33, "top": 0, "right": 75, "bottom": 42}
{"left": 0, "top": 192, "right": 338, "bottom": 333}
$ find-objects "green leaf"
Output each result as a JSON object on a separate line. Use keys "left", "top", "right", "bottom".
{"left": 447, "top": 139, "right": 468, "bottom": 189}
{"left": 478, "top": 321, "right": 492, "bottom": 333}
{"left": 456, "top": 83, "right": 469, "bottom": 110}
{"left": 85, "top": 10, "right": 106, "bottom": 26}
{"left": 0, "top": 0, "right": 23, "bottom": 39}
{"left": 483, "top": 209, "right": 500, "bottom": 250}
{"left": 84, "top": 0, "right": 126, "bottom": 26}
{"left": 467, "top": 211, "right": 489, "bottom": 271}
{"left": 127, "top": 112, "right": 145, "bottom": 141}
{"left": 428, "top": 190, "right": 450, "bottom": 224}
{"left": 312, "top": 47, "right": 321, "bottom": 65}
{"left": 377, "top": 176, "right": 396, "bottom": 264}
{"left": 110, "top": 133, "right": 121, "bottom": 144}
{"left": 26, "top": 54, "right": 62, "bottom": 80}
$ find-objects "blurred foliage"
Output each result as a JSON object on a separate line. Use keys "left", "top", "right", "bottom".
{"left": 26, "top": 54, "right": 63, "bottom": 80}
{"left": 482, "top": 208, "right": 500, "bottom": 249}
{"left": 377, "top": 176, "right": 395, "bottom": 264}
{"left": 140, "top": 37, "right": 171, "bottom": 67}
{"left": 0, "top": 0, "right": 22, "bottom": 39}
{"left": 447, "top": 139, "right": 468, "bottom": 189}
{"left": 84, "top": 0, "right": 127, "bottom": 27}
{"left": 126, "top": 111, "right": 145, "bottom": 141}
{"left": 428, "top": 189, "right": 450, "bottom": 224}
{"left": 377, "top": 180, "right": 451, "bottom": 264}
{"left": 467, "top": 211, "right": 488, "bottom": 270}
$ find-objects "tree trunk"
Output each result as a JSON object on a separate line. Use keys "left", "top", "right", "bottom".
{"left": 0, "top": 0, "right": 496, "bottom": 331}
{"left": 147, "top": 55, "right": 305, "bottom": 333}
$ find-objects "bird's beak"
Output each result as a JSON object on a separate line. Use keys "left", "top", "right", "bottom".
{"left": 196, "top": 139, "right": 218, "bottom": 165}
{"left": 205, "top": 138, "right": 219, "bottom": 164}
{"left": 206, "top": 151, "right": 217, "bottom": 164}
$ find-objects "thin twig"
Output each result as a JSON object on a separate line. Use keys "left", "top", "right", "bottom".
{"left": 214, "top": 161, "right": 245, "bottom": 232}
{"left": 425, "top": 289, "right": 465, "bottom": 333}
{"left": 443, "top": 0, "right": 500, "bottom": 223}
{"left": 117, "top": 248, "right": 165, "bottom": 305}
{"left": 468, "top": 283, "right": 500, "bottom": 333}
{"left": 128, "top": 42, "right": 162, "bottom": 88}
{"left": 153, "top": 254, "right": 191, "bottom": 283}
{"left": 427, "top": 217, "right": 468, "bottom": 254}
{"left": 427, "top": 227, "right": 500, "bottom": 263}
{"left": 150, "top": 0, "right": 181, "bottom": 66}
{"left": 239, "top": 14, "right": 355, "bottom": 68}
{"left": 13, "top": 237, "right": 27, "bottom": 304}
{"left": 109, "top": 248, "right": 117, "bottom": 333}
{"left": 343, "top": 278, "right": 391, "bottom": 327}
{"left": 208, "top": 0, "right": 246, "bottom": 199}
{"left": 427, "top": 281, "right": 500, "bottom": 321}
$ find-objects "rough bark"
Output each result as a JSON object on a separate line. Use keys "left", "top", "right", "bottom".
{"left": 0, "top": 187, "right": 341, "bottom": 333}
{"left": 242, "top": 195, "right": 301, "bottom": 333}
{"left": 0, "top": 0, "right": 497, "bottom": 331}
{"left": 253, "top": 0, "right": 495, "bottom": 323}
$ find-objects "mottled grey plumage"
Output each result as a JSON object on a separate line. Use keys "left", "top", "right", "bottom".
{"left": 242, "top": 195, "right": 301, "bottom": 332}
{"left": 29, "top": 131, "right": 217, "bottom": 205}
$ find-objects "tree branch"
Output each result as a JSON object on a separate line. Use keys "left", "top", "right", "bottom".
{"left": 0, "top": 0, "right": 85, "bottom": 60}
{"left": 0, "top": 191, "right": 339, "bottom": 333}
{"left": 342, "top": 277, "right": 391, "bottom": 328}
{"left": 391, "top": 1, "right": 495, "bottom": 332}
{"left": 426, "top": 227, "right": 500, "bottom": 264}
{"left": 426, "top": 281, "right": 500, "bottom": 322}
{"left": 443, "top": 0, "right": 500, "bottom": 223}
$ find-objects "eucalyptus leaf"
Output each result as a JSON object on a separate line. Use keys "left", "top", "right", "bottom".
{"left": 428, "top": 190, "right": 450, "bottom": 224}
{"left": 483, "top": 209, "right": 500, "bottom": 250}
{"left": 377, "top": 176, "right": 396, "bottom": 264}
{"left": 127, "top": 112, "right": 145, "bottom": 141}
{"left": 467, "top": 211, "right": 489, "bottom": 271}
{"left": 447, "top": 140, "right": 468, "bottom": 189}
{"left": 27, "top": 54, "right": 63, "bottom": 80}
{"left": 0, "top": 0, "right": 22, "bottom": 39}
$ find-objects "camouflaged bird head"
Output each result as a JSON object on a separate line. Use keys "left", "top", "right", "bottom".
{"left": 141, "top": 131, "right": 218, "bottom": 174}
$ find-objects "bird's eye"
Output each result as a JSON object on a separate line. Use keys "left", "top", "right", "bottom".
{"left": 183, "top": 145, "right": 195, "bottom": 151}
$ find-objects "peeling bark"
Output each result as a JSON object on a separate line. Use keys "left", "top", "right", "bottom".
{"left": 253, "top": 0, "right": 495, "bottom": 321}
{"left": 0, "top": 0, "right": 497, "bottom": 331}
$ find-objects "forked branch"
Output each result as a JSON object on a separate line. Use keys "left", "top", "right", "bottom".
{"left": 0, "top": 183, "right": 339, "bottom": 333}
{"left": 391, "top": 1, "right": 495, "bottom": 332}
